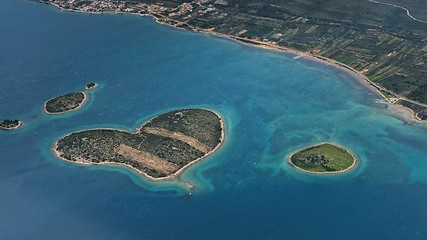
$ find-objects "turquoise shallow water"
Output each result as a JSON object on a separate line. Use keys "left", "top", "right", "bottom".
{"left": 1, "top": 0, "right": 427, "bottom": 239}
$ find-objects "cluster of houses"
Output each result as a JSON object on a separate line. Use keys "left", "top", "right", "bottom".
{"left": 168, "top": 3, "right": 193, "bottom": 17}
{"left": 50, "top": 0, "right": 125, "bottom": 12}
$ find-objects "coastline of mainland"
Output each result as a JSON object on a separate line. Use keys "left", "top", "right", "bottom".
{"left": 40, "top": 1, "right": 427, "bottom": 123}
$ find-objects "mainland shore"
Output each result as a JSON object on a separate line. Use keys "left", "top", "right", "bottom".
{"left": 41, "top": 1, "right": 426, "bottom": 123}
{"left": 288, "top": 142, "right": 357, "bottom": 175}
{"left": 52, "top": 109, "right": 225, "bottom": 182}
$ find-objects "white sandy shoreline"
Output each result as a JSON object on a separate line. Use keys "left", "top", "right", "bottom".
{"left": 52, "top": 108, "right": 225, "bottom": 182}
{"left": 288, "top": 142, "right": 357, "bottom": 175}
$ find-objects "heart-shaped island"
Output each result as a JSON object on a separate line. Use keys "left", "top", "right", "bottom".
{"left": 54, "top": 108, "right": 224, "bottom": 180}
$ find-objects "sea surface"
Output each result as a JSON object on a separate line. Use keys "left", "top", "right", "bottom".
{"left": 1, "top": 0, "right": 427, "bottom": 239}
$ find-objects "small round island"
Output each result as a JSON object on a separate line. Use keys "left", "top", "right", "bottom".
{"left": 289, "top": 143, "right": 356, "bottom": 174}
{"left": 85, "top": 82, "right": 98, "bottom": 90}
{"left": 0, "top": 119, "right": 22, "bottom": 130}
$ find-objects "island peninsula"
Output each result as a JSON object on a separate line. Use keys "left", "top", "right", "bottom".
{"left": 0, "top": 119, "right": 22, "bottom": 130}
{"left": 54, "top": 108, "right": 224, "bottom": 180}
{"left": 289, "top": 143, "right": 356, "bottom": 174}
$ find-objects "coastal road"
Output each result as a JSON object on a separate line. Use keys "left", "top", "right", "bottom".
{"left": 369, "top": 0, "right": 427, "bottom": 24}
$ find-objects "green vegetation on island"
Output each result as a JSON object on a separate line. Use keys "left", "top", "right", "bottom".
{"left": 54, "top": 108, "right": 224, "bottom": 179}
{"left": 44, "top": 92, "right": 86, "bottom": 114}
{"left": 85, "top": 82, "right": 97, "bottom": 90}
{"left": 143, "top": 109, "right": 223, "bottom": 149}
{"left": 290, "top": 143, "right": 356, "bottom": 173}
{"left": 0, "top": 119, "right": 22, "bottom": 130}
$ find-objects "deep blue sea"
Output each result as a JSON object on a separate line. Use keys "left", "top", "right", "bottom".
{"left": 1, "top": 0, "right": 427, "bottom": 239}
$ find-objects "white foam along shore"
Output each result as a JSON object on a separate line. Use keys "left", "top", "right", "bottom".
{"left": 52, "top": 109, "right": 225, "bottom": 182}
{"left": 288, "top": 142, "right": 357, "bottom": 175}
